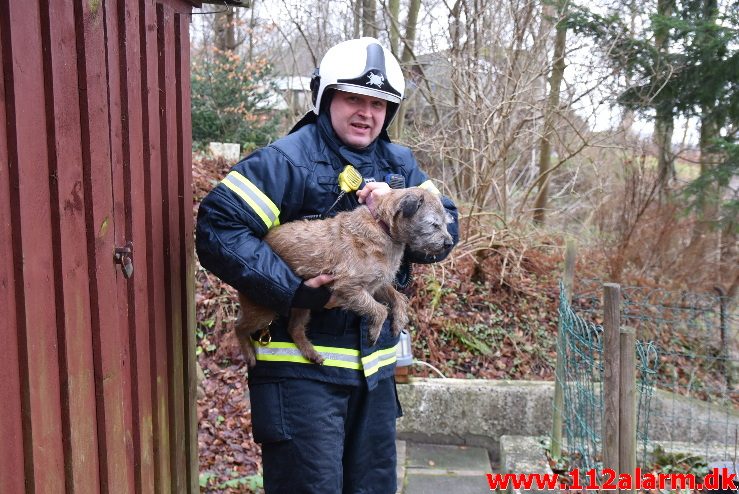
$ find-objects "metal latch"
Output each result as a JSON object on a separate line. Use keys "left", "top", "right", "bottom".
{"left": 114, "top": 242, "right": 134, "bottom": 279}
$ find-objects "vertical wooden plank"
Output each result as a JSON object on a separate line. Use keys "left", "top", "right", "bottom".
{"left": 157, "top": 5, "right": 187, "bottom": 491}
{"left": 603, "top": 283, "right": 621, "bottom": 481}
{"left": 563, "top": 240, "right": 576, "bottom": 301}
{"left": 0, "top": 4, "right": 29, "bottom": 490}
{"left": 72, "top": 0, "right": 132, "bottom": 491}
{"left": 140, "top": 0, "right": 172, "bottom": 490}
{"left": 41, "top": 0, "right": 102, "bottom": 491}
{"left": 102, "top": 1, "right": 139, "bottom": 492}
{"left": 175, "top": 12, "right": 199, "bottom": 491}
{"left": 119, "top": 1, "right": 157, "bottom": 491}
{"left": 4, "top": 1, "right": 66, "bottom": 490}
{"left": 619, "top": 326, "right": 636, "bottom": 493}
{"left": 551, "top": 239, "right": 576, "bottom": 460}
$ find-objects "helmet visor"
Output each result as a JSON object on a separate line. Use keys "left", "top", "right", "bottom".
{"left": 331, "top": 83, "right": 402, "bottom": 104}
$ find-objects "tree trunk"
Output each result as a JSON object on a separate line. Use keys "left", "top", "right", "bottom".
{"left": 533, "top": 0, "right": 568, "bottom": 225}
{"left": 362, "top": 0, "right": 377, "bottom": 37}
{"left": 654, "top": 114, "right": 674, "bottom": 192}
{"left": 445, "top": 0, "right": 470, "bottom": 229}
{"left": 214, "top": 7, "right": 237, "bottom": 52}
{"left": 690, "top": 117, "right": 721, "bottom": 243}
{"left": 353, "top": 0, "right": 362, "bottom": 38}
{"left": 247, "top": 2, "right": 257, "bottom": 62}
{"left": 388, "top": 0, "right": 420, "bottom": 141}
{"left": 654, "top": 0, "right": 675, "bottom": 194}
{"left": 689, "top": 0, "right": 720, "bottom": 251}
{"left": 387, "top": 0, "right": 401, "bottom": 54}
{"left": 620, "top": 0, "right": 638, "bottom": 136}
{"left": 400, "top": 0, "right": 420, "bottom": 65}
{"left": 720, "top": 216, "right": 737, "bottom": 287}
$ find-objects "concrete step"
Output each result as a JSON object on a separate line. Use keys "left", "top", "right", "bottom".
{"left": 398, "top": 441, "right": 494, "bottom": 494}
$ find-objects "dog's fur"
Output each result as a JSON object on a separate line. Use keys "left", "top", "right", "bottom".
{"left": 236, "top": 187, "right": 454, "bottom": 367}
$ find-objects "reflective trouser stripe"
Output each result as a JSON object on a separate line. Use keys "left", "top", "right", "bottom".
{"left": 221, "top": 171, "right": 280, "bottom": 229}
{"left": 417, "top": 179, "right": 441, "bottom": 195}
{"left": 254, "top": 342, "right": 398, "bottom": 376}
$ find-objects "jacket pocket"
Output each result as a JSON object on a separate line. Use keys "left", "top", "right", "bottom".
{"left": 249, "top": 380, "right": 291, "bottom": 444}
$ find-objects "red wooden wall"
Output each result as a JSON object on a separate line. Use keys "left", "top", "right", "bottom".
{"left": 0, "top": 0, "right": 198, "bottom": 492}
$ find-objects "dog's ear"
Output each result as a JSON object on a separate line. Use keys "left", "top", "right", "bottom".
{"left": 399, "top": 192, "right": 423, "bottom": 218}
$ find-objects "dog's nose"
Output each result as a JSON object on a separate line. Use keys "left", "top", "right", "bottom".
{"left": 443, "top": 238, "right": 454, "bottom": 249}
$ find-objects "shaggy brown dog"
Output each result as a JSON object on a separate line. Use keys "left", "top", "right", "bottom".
{"left": 236, "top": 187, "right": 453, "bottom": 367}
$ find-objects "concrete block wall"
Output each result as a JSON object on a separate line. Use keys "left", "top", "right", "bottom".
{"left": 396, "top": 378, "right": 738, "bottom": 460}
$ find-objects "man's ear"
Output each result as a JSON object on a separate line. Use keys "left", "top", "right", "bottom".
{"left": 399, "top": 193, "right": 423, "bottom": 218}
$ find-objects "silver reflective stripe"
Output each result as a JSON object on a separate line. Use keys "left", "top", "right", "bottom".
{"left": 256, "top": 346, "right": 360, "bottom": 365}
{"left": 221, "top": 171, "right": 280, "bottom": 229}
{"left": 362, "top": 348, "right": 397, "bottom": 377}
{"left": 254, "top": 342, "right": 398, "bottom": 376}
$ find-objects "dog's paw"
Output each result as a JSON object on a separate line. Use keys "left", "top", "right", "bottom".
{"left": 391, "top": 313, "right": 409, "bottom": 337}
{"left": 295, "top": 344, "right": 325, "bottom": 365}
{"left": 390, "top": 323, "right": 402, "bottom": 337}
{"left": 367, "top": 325, "right": 383, "bottom": 346}
{"left": 242, "top": 345, "right": 257, "bottom": 368}
{"left": 306, "top": 350, "right": 325, "bottom": 365}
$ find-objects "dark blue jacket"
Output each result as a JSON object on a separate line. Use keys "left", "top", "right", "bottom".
{"left": 196, "top": 113, "right": 459, "bottom": 389}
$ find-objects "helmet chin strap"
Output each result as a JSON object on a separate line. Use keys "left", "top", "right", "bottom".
{"left": 319, "top": 88, "right": 335, "bottom": 114}
{"left": 383, "top": 102, "right": 399, "bottom": 131}
{"left": 309, "top": 67, "right": 321, "bottom": 107}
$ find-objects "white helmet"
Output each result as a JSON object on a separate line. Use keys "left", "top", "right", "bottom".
{"left": 311, "top": 37, "right": 405, "bottom": 127}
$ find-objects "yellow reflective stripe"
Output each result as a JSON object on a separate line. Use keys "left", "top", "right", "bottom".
{"left": 256, "top": 354, "right": 362, "bottom": 370}
{"left": 221, "top": 171, "right": 281, "bottom": 229}
{"left": 255, "top": 342, "right": 362, "bottom": 370}
{"left": 362, "top": 347, "right": 398, "bottom": 377}
{"left": 417, "top": 180, "right": 441, "bottom": 195}
{"left": 254, "top": 341, "right": 398, "bottom": 377}
{"left": 266, "top": 341, "right": 360, "bottom": 356}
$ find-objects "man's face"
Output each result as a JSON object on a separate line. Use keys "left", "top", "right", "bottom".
{"left": 329, "top": 90, "right": 388, "bottom": 149}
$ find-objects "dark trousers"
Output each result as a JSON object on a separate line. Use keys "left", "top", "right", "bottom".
{"left": 248, "top": 376, "right": 401, "bottom": 494}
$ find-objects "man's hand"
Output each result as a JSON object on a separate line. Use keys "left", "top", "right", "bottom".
{"left": 356, "top": 181, "right": 391, "bottom": 215}
{"left": 304, "top": 274, "right": 338, "bottom": 309}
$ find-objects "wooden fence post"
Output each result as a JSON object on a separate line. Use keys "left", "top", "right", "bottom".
{"left": 603, "top": 283, "right": 621, "bottom": 487}
{"left": 550, "top": 240, "right": 576, "bottom": 460}
{"left": 619, "top": 326, "right": 637, "bottom": 494}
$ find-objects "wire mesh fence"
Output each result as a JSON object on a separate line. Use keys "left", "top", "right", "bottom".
{"left": 558, "top": 279, "right": 738, "bottom": 473}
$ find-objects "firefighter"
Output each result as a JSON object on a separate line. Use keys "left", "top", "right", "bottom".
{"left": 196, "top": 37, "right": 459, "bottom": 493}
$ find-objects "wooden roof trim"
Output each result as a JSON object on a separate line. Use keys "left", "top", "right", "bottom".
{"left": 188, "top": 1, "right": 251, "bottom": 7}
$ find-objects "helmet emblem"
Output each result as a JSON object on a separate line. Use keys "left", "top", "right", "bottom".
{"left": 366, "top": 72, "right": 385, "bottom": 88}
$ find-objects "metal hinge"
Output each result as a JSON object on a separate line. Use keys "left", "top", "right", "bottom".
{"left": 113, "top": 241, "right": 134, "bottom": 279}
